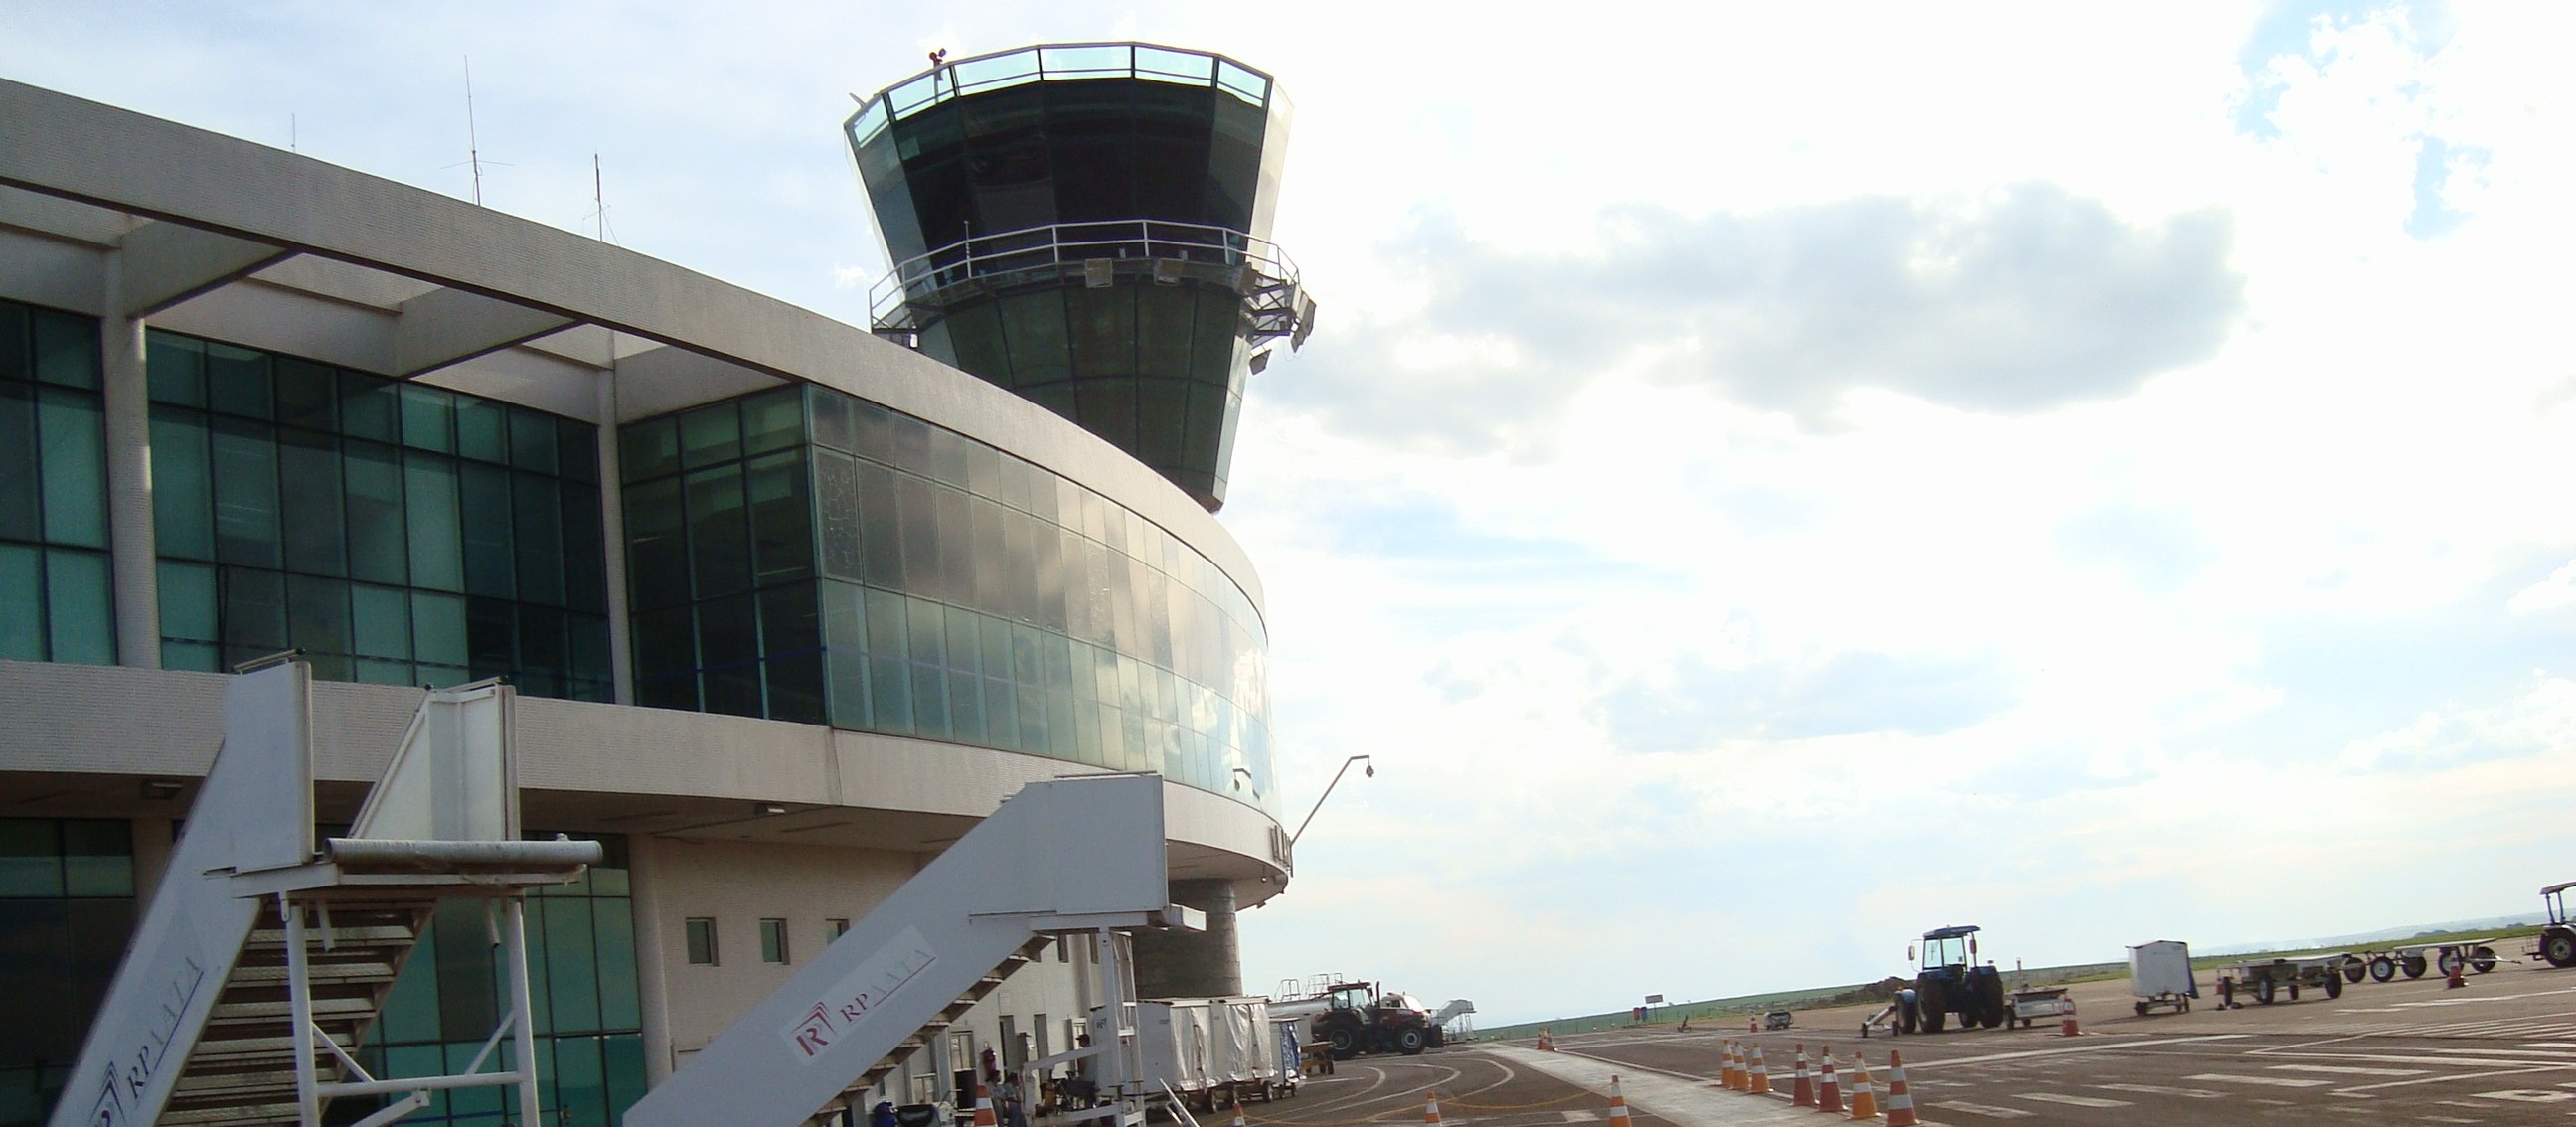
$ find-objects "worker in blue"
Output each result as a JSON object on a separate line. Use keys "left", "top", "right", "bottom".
{"left": 1897, "top": 985, "right": 1920, "bottom": 1035}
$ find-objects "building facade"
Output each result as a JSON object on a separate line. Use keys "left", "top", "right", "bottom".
{"left": 0, "top": 46, "right": 1297, "bottom": 1127}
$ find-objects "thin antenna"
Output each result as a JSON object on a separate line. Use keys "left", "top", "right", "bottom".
{"left": 290, "top": 113, "right": 297, "bottom": 153}
{"left": 465, "top": 56, "right": 484, "bottom": 206}
{"left": 592, "top": 153, "right": 609, "bottom": 242}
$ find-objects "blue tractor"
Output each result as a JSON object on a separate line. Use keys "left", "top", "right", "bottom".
{"left": 1913, "top": 925, "right": 2007, "bottom": 1033}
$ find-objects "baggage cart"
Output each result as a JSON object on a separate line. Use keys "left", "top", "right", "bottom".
{"left": 2128, "top": 940, "right": 2199, "bottom": 1016}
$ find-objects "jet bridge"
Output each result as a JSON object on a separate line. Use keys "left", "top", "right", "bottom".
{"left": 623, "top": 772, "right": 1200, "bottom": 1127}
{"left": 50, "top": 662, "right": 598, "bottom": 1127}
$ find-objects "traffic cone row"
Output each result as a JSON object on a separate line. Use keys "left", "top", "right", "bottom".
{"left": 1883, "top": 1051, "right": 1918, "bottom": 1127}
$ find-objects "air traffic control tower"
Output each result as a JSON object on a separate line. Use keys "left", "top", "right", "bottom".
{"left": 848, "top": 43, "right": 1315, "bottom": 513}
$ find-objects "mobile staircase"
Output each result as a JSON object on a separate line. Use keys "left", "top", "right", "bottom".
{"left": 624, "top": 770, "right": 1200, "bottom": 1127}
{"left": 51, "top": 663, "right": 598, "bottom": 1127}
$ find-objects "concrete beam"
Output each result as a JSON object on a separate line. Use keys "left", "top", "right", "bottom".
{"left": 116, "top": 219, "right": 295, "bottom": 316}
{"left": 392, "top": 284, "right": 576, "bottom": 378}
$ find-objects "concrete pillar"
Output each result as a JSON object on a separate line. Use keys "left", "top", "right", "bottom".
{"left": 596, "top": 367, "right": 634, "bottom": 705}
{"left": 1130, "top": 878, "right": 1240, "bottom": 999}
{"left": 99, "top": 251, "right": 160, "bottom": 668}
{"left": 627, "top": 834, "right": 677, "bottom": 1084}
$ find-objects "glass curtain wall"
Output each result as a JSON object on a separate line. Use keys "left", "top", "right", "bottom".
{"left": 620, "top": 385, "right": 1277, "bottom": 813}
{"left": 145, "top": 330, "right": 611, "bottom": 700}
{"left": 341, "top": 835, "right": 644, "bottom": 1127}
{"left": 0, "top": 818, "right": 135, "bottom": 1127}
{"left": 0, "top": 299, "right": 114, "bottom": 667}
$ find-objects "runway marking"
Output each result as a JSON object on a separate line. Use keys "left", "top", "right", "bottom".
{"left": 2009, "top": 1092, "right": 2130, "bottom": 1108}
{"left": 1558, "top": 1113, "right": 1598, "bottom": 1122}
{"left": 1925, "top": 1101, "right": 2030, "bottom": 1118}
{"left": 2268, "top": 1064, "right": 2426, "bottom": 1076}
{"left": 2094, "top": 1083, "right": 2223, "bottom": 1098}
{"left": 2185, "top": 1073, "right": 2332, "bottom": 1087}
{"left": 2429, "top": 1047, "right": 2576, "bottom": 1061}
{"left": 1897, "top": 1035, "right": 2248, "bottom": 1070}
{"left": 2472, "top": 1089, "right": 2576, "bottom": 1102}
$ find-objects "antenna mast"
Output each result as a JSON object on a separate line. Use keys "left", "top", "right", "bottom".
{"left": 465, "top": 56, "right": 484, "bottom": 206}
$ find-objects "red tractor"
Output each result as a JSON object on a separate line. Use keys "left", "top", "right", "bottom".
{"left": 1275, "top": 981, "right": 1443, "bottom": 1058}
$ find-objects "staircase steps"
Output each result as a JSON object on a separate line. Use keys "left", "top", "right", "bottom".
{"left": 851, "top": 937, "right": 1054, "bottom": 1098}
{"left": 152, "top": 897, "right": 433, "bottom": 1127}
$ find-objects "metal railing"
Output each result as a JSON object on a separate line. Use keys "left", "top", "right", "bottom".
{"left": 848, "top": 43, "right": 1274, "bottom": 146}
{"left": 867, "top": 218, "right": 1304, "bottom": 332}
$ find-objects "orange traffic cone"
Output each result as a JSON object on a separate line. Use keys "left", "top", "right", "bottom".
{"left": 1539, "top": 1029, "right": 1554, "bottom": 1051}
{"left": 2060, "top": 1009, "right": 2079, "bottom": 1037}
{"left": 1881, "top": 1051, "right": 1918, "bottom": 1127}
{"left": 2447, "top": 952, "right": 2467, "bottom": 990}
{"left": 1608, "top": 1075, "right": 1633, "bottom": 1127}
{"left": 1848, "top": 1053, "right": 1878, "bottom": 1120}
{"left": 1817, "top": 1047, "right": 1844, "bottom": 1114}
{"left": 1424, "top": 1093, "right": 1443, "bottom": 1126}
{"left": 1235, "top": 1109, "right": 1249, "bottom": 1127}
{"left": 1732, "top": 1041, "right": 1750, "bottom": 1090}
{"left": 1747, "top": 1043, "right": 1773, "bottom": 1095}
{"left": 973, "top": 1084, "right": 998, "bottom": 1127}
{"left": 1791, "top": 1045, "right": 1815, "bottom": 1107}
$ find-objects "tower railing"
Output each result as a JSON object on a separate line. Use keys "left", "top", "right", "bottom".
{"left": 867, "top": 219, "right": 1312, "bottom": 348}
{"left": 848, "top": 43, "right": 1274, "bottom": 145}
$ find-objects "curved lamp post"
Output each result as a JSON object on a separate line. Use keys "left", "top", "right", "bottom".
{"left": 1289, "top": 754, "right": 1373, "bottom": 846}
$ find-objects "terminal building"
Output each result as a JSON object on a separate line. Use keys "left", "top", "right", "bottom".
{"left": 0, "top": 41, "right": 1309, "bottom": 1127}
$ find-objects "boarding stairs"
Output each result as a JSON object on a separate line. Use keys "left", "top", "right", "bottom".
{"left": 626, "top": 772, "right": 1200, "bottom": 1127}
{"left": 53, "top": 664, "right": 596, "bottom": 1127}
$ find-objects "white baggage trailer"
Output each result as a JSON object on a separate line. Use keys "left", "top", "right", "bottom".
{"left": 2129, "top": 940, "right": 2200, "bottom": 1016}
{"left": 1097, "top": 997, "right": 1282, "bottom": 1110}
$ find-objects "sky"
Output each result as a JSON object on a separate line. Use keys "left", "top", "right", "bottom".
{"left": 7, "top": 1, "right": 2576, "bottom": 1027}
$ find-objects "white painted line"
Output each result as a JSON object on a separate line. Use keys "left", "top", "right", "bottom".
{"left": 1559, "top": 1113, "right": 1598, "bottom": 1122}
{"left": 1926, "top": 1101, "right": 2031, "bottom": 1118}
{"left": 1898, "top": 1035, "right": 2249, "bottom": 1070}
{"left": 2185, "top": 1073, "right": 2332, "bottom": 1088}
{"left": 2266, "top": 1064, "right": 2426, "bottom": 1076}
{"left": 2010, "top": 1092, "right": 2130, "bottom": 1108}
{"left": 2429, "top": 1047, "right": 2576, "bottom": 1061}
{"left": 2473, "top": 1089, "right": 2576, "bottom": 1102}
{"left": 2095, "top": 1083, "right": 2223, "bottom": 1098}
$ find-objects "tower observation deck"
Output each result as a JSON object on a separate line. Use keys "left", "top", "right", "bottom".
{"left": 848, "top": 43, "right": 1315, "bottom": 512}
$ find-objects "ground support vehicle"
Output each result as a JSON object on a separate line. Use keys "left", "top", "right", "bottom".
{"left": 2129, "top": 940, "right": 2198, "bottom": 1016}
{"left": 1105, "top": 998, "right": 1286, "bottom": 1111}
{"left": 2224, "top": 955, "right": 2346, "bottom": 1005}
{"left": 1763, "top": 1010, "right": 1794, "bottom": 1031}
{"left": 2005, "top": 987, "right": 2075, "bottom": 1029}
{"left": 1270, "top": 1020, "right": 1305, "bottom": 1095}
{"left": 2532, "top": 881, "right": 2576, "bottom": 968}
{"left": 2358, "top": 939, "right": 2501, "bottom": 982}
{"left": 1912, "top": 925, "right": 2008, "bottom": 1033}
{"left": 1269, "top": 979, "right": 1445, "bottom": 1059}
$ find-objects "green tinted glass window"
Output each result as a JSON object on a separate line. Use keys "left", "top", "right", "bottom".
{"left": 0, "top": 545, "right": 42, "bottom": 662}
{"left": 38, "top": 390, "right": 106, "bottom": 549}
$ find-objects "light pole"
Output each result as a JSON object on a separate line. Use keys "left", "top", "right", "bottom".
{"left": 1290, "top": 754, "right": 1373, "bottom": 846}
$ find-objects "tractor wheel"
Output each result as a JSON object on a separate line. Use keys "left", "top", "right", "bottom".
{"left": 2254, "top": 978, "right": 2277, "bottom": 1005}
{"left": 2325, "top": 973, "right": 2343, "bottom": 999}
{"left": 2470, "top": 946, "right": 2498, "bottom": 973}
{"left": 1919, "top": 981, "right": 1948, "bottom": 1034}
{"left": 1326, "top": 1026, "right": 1359, "bottom": 1059}
{"left": 2341, "top": 957, "right": 2366, "bottom": 983}
{"left": 2437, "top": 949, "right": 2465, "bottom": 978}
{"left": 2134, "top": 1002, "right": 2148, "bottom": 1017}
{"left": 1396, "top": 1028, "right": 1427, "bottom": 1055}
{"left": 2544, "top": 930, "right": 2576, "bottom": 968}
{"left": 1980, "top": 979, "right": 2006, "bottom": 1029}
{"left": 2402, "top": 955, "right": 2428, "bottom": 979}
{"left": 2368, "top": 957, "right": 2396, "bottom": 983}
